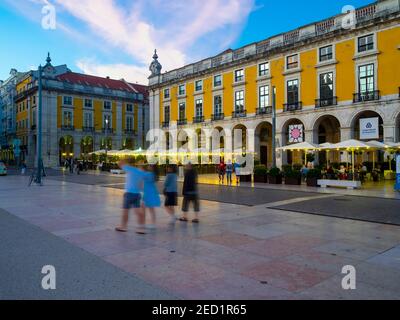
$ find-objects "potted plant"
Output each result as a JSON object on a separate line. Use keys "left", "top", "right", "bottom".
{"left": 268, "top": 167, "right": 282, "bottom": 184}
{"left": 306, "top": 169, "right": 321, "bottom": 187}
{"left": 254, "top": 165, "right": 268, "bottom": 183}
{"left": 284, "top": 168, "right": 301, "bottom": 185}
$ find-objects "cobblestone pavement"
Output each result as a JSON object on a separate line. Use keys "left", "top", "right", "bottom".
{"left": 1, "top": 175, "right": 400, "bottom": 299}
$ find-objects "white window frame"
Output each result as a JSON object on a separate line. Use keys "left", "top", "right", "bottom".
{"left": 178, "top": 84, "right": 186, "bottom": 96}
{"left": 234, "top": 90, "right": 245, "bottom": 112}
{"left": 357, "top": 33, "right": 376, "bottom": 54}
{"left": 258, "top": 62, "right": 270, "bottom": 77}
{"left": 195, "top": 80, "right": 203, "bottom": 92}
{"left": 285, "top": 53, "right": 299, "bottom": 71}
{"left": 83, "top": 111, "right": 93, "bottom": 128}
{"left": 258, "top": 85, "right": 270, "bottom": 109}
{"left": 213, "top": 74, "right": 223, "bottom": 88}
{"left": 164, "top": 88, "right": 170, "bottom": 100}
{"left": 234, "top": 69, "right": 245, "bottom": 83}
{"left": 318, "top": 45, "right": 334, "bottom": 63}
{"left": 103, "top": 113, "right": 112, "bottom": 129}
{"left": 317, "top": 68, "right": 336, "bottom": 100}
{"left": 103, "top": 100, "right": 112, "bottom": 110}
{"left": 126, "top": 115, "right": 134, "bottom": 131}
{"left": 63, "top": 96, "right": 73, "bottom": 106}
{"left": 84, "top": 98, "right": 93, "bottom": 109}
{"left": 213, "top": 94, "right": 223, "bottom": 115}
{"left": 285, "top": 76, "right": 301, "bottom": 105}
{"left": 195, "top": 99, "right": 203, "bottom": 118}
{"left": 126, "top": 103, "right": 134, "bottom": 113}
{"left": 62, "top": 109, "right": 74, "bottom": 127}
{"left": 178, "top": 102, "right": 186, "bottom": 120}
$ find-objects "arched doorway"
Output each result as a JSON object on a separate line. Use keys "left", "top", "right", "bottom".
{"left": 81, "top": 136, "right": 94, "bottom": 157}
{"left": 232, "top": 124, "right": 247, "bottom": 154}
{"left": 283, "top": 119, "right": 305, "bottom": 165}
{"left": 352, "top": 110, "right": 384, "bottom": 141}
{"left": 313, "top": 115, "right": 341, "bottom": 165}
{"left": 59, "top": 135, "right": 74, "bottom": 166}
{"left": 123, "top": 138, "right": 134, "bottom": 150}
{"left": 100, "top": 137, "right": 112, "bottom": 150}
{"left": 255, "top": 122, "right": 273, "bottom": 167}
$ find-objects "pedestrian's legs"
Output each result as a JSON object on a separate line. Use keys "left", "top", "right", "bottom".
{"left": 181, "top": 196, "right": 189, "bottom": 220}
{"left": 148, "top": 207, "right": 157, "bottom": 228}
{"left": 193, "top": 196, "right": 200, "bottom": 222}
{"left": 116, "top": 208, "right": 130, "bottom": 232}
{"left": 135, "top": 207, "right": 146, "bottom": 234}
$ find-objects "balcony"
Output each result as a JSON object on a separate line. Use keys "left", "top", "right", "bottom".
{"left": 283, "top": 102, "right": 302, "bottom": 112}
{"left": 315, "top": 97, "right": 338, "bottom": 108}
{"left": 193, "top": 116, "right": 205, "bottom": 124}
{"left": 212, "top": 113, "right": 225, "bottom": 121}
{"left": 102, "top": 128, "right": 114, "bottom": 134}
{"left": 177, "top": 119, "right": 187, "bottom": 126}
{"left": 353, "top": 91, "right": 380, "bottom": 103}
{"left": 232, "top": 110, "right": 247, "bottom": 118}
{"left": 61, "top": 125, "right": 75, "bottom": 131}
{"left": 82, "top": 126, "right": 95, "bottom": 132}
{"left": 256, "top": 106, "right": 272, "bottom": 115}
{"left": 125, "top": 129, "right": 136, "bottom": 135}
{"left": 162, "top": 121, "right": 170, "bottom": 128}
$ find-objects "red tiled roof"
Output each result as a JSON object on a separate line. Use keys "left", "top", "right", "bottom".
{"left": 56, "top": 72, "right": 148, "bottom": 98}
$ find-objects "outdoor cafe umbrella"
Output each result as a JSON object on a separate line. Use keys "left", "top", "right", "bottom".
{"left": 366, "top": 140, "right": 389, "bottom": 170}
{"left": 278, "top": 142, "right": 319, "bottom": 166}
{"left": 318, "top": 142, "right": 336, "bottom": 167}
{"left": 328, "top": 140, "right": 371, "bottom": 181}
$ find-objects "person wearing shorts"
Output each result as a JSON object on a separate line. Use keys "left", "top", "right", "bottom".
{"left": 164, "top": 165, "right": 178, "bottom": 224}
{"left": 179, "top": 163, "right": 200, "bottom": 223}
{"left": 115, "top": 159, "right": 146, "bottom": 234}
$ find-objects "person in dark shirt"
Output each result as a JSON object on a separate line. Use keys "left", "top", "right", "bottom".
{"left": 179, "top": 163, "right": 200, "bottom": 223}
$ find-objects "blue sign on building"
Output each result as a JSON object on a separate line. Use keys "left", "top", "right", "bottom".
{"left": 395, "top": 154, "right": 400, "bottom": 191}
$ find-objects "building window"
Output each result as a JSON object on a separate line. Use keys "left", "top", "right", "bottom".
{"left": 84, "top": 112, "right": 93, "bottom": 128}
{"left": 358, "top": 64, "right": 375, "bottom": 94}
{"left": 195, "top": 99, "right": 203, "bottom": 117}
{"left": 287, "top": 79, "right": 299, "bottom": 104}
{"left": 234, "top": 69, "right": 244, "bottom": 82}
{"left": 164, "top": 106, "right": 170, "bottom": 122}
{"left": 195, "top": 80, "right": 203, "bottom": 92}
{"left": 63, "top": 110, "right": 73, "bottom": 126}
{"left": 178, "top": 84, "right": 185, "bottom": 96}
{"left": 103, "top": 114, "right": 112, "bottom": 129}
{"left": 286, "top": 54, "right": 299, "bottom": 70}
{"left": 319, "top": 45, "right": 333, "bottom": 62}
{"left": 84, "top": 99, "right": 93, "bottom": 108}
{"left": 63, "top": 96, "right": 72, "bottom": 106}
{"left": 104, "top": 101, "right": 112, "bottom": 110}
{"left": 259, "top": 62, "right": 269, "bottom": 77}
{"left": 179, "top": 103, "right": 186, "bottom": 120}
{"left": 214, "top": 96, "right": 222, "bottom": 115}
{"left": 126, "top": 103, "right": 133, "bottom": 112}
{"left": 259, "top": 85, "right": 270, "bottom": 108}
{"left": 214, "top": 75, "right": 222, "bottom": 87}
{"left": 235, "top": 91, "right": 244, "bottom": 112}
{"left": 164, "top": 88, "right": 170, "bottom": 99}
{"left": 126, "top": 116, "right": 134, "bottom": 131}
{"left": 358, "top": 34, "right": 374, "bottom": 53}
{"left": 319, "top": 72, "right": 334, "bottom": 99}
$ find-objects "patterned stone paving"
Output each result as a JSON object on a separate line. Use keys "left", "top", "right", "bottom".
{"left": 1, "top": 175, "right": 400, "bottom": 299}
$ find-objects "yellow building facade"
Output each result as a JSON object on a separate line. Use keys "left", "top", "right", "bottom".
{"left": 14, "top": 55, "right": 149, "bottom": 167}
{"left": 149, "top": 0, "right": 400, "bottom": 167}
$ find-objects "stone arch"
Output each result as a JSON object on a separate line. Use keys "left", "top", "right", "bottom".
{"left": 350, "top": 110, "right": 384, "bottom": 141}
{"left": 81, "top": 136, "right": 94, "bottom": 156}
{"left": 281, "top": 118, "right": 306, "bottom": 165}
{"left": 255, "top": 121, "right": 273, "bottom": 167}
{"left": 59, "top": 135, "right": 74, "bottom": 166}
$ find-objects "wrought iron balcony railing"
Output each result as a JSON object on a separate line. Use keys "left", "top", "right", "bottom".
{"left": 232, "top": 110, "right": 247, "bottom": 118}
{"left": 102, "top": 128, "right": 114, "bottom": 134}
{"left": 283, "top": 102, "right": 302, "bottom": 112}
{"left": 193, "top": 116, "right": 205, "bottom": 124}
{"left": 353, "top": 91, "right": 380, "bottom": 103}
{"left": 177, "top": 119, "right": 187, "bottom": 126}
{"left": 125, "top": 129, "right": 136, "bottom": 135}
{"left": 162, "top": 121, "right": 170, "bottom": 128}
{"left": 211, "top": 113, "right": 225, "bottom": 121}
{"left": 82, "top": 126, "right": 94, "bottom": 132}
{"left": 256, "top": 106, "right": 272, "bottom": 115}
{"left": 315, "top": 97, "right": 338, "bottom": 108}
{"left": 61, "top": 125, "right": 75, "bottom": 131}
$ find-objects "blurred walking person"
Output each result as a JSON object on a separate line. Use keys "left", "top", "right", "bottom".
{"left": 179, "top": 163, "right": 200, "bottom": 223}
{"left": 217, "top": 160, "right": 226, "bottom": 184}
{"left": 142, "top": 164, "right": 161, "bottom": 230}
{"left": 226, "top": 160, "right": 233, "bottom": 185}
{"left": 115, "top": 159, "right": 147, "bottom": 234}
{"left": 234, "top": 160, "right": 241, "bottom": 184}
{"left": 164, "top": 165, "right": 178, "bottom": 224}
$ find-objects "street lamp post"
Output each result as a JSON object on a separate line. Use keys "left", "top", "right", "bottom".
{"left": 36, "top": 65, "right": 43, "bottom": 185}
{"left": 272, "top": 86, "right": 277, "bottom": 168}
{"left": 105, "top": 118, "right": 108, "bottom": 163}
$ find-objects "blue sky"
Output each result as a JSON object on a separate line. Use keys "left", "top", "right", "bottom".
{"left": 0, "top": 0, "right": 373, "bottom": 84}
